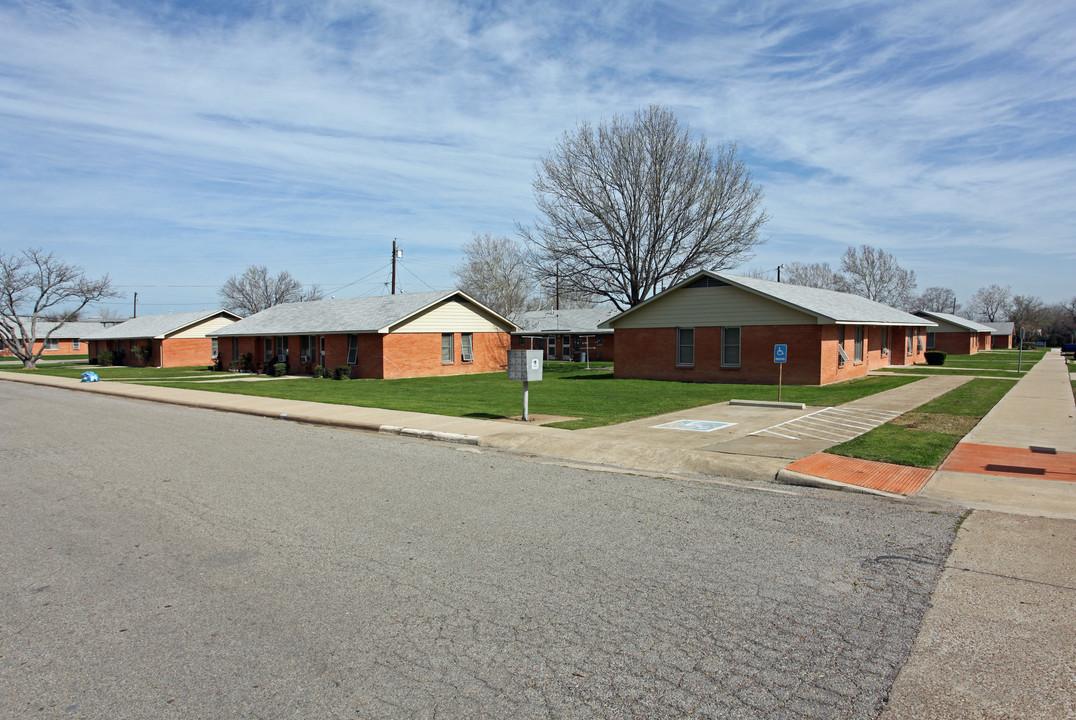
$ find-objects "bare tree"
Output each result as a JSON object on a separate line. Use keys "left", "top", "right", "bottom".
{"left": 0, "top": 248, "right": 119, "bottom": 368}
{"left": 917, "top": 286, "right": 959, "bottom": 314}
{"left": 782, "top": 261, "right": 846, "bottom": 290}
{"left": 838, "top": 245, "right": 917, "bottom": 310}
{"left": 452, "top": 233, "right": 538, "bottom": 321}
{"left": 1009, "top": 294, "right": 1047, "bottom": 340}
{"left": 218, "top": 265, "right": 323, "bottom": 316}
{"left": 521, "top": 104, "right": 768, "bottom": 310}
{"left": 965, "top": 284, "right": 1012, "bottom": 322}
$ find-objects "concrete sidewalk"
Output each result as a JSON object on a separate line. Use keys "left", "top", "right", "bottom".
{"left": 920, "top": 349, "right": 1076, "bottom": 519}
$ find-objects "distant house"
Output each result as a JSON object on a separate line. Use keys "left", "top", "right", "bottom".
{"left": 982, "top": 321, "right": 1015, "bottom": 350}
{"left": 0, "top": 318, "right": 107, "bottom": 357}
{"left": 511, "top": 308, "right": 617, "bottom": 362}
{"left": 599, "top": 271, "right": 936, "bottom": 385}
{"left": 915, "top": 312, "right": 995, "bottom": 354}
{"left": 83, "top": 310, "right": 240, "bottom": 367}
{"left": 209, "top": 290, "right": 518, "bottom": 379}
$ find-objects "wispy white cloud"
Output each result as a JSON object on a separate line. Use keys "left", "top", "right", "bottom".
{"left": 0, "top": 0, "right": 1073, "bottom": 311}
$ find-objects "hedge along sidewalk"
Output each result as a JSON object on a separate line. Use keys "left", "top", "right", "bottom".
{"left": 152, "top": 364, "right": 923, "bottom": 430}
{"left": 826, "top": 378, "right": 1018, "bottom": 468}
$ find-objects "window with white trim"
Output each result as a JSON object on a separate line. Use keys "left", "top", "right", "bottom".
{"left": 441, "top": 333, "right": 454, "bottom": 364}
{"left": 461, "top": 333, "right": 473, "bottom": 363}
{"left": 722, "top": 327, "right": 741, "bottom": 367}
{"left": 72, "top": 339, "right": 80, "bottom": 350}
{"left": 43, "top": 338, "right": 58, "bottom": 351}
{"left": 676, "top": 328, "right": 694, "bottom": 366}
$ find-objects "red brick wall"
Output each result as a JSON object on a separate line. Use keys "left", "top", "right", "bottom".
{"left": 615, "top": 323, "right": 931, "bottom": 385}
{"left": 511, "top": 333, "right": 615, "bottom": 362}
{"left": 159, "top": 338, "right": 214, "bottom": 367}
{"left": 382, "top": 332, "right": 510, "bottom": 379}
{"left": 931, "top": 331, "right": 974, "bottom": 355}
{"left": 615, "top": 325, "right": 831, "bottom": 385}
{"left": 1, "top": 338, "right": 87, "bottom": 356}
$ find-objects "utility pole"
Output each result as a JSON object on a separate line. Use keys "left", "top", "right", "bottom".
{"left": 391, "top": 239, "right": 402, "bottom": 294}
{"left": 133, "top": 292, "right": 138, "bottom": 318}
{"left": 555, "top": 261, "right": 560, "bottom": 311}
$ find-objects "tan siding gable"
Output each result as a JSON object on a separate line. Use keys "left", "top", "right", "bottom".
{"left": 170, "top": 315, "right": 236, "bottom": 339}
{"left": 929, "top": 318, "right": 965, "bottom": 333}
{"left": 612, "top": 285, "right": 817, "bottom": 329}
{"left": 392, "top": 299, "right": 511, "bottom": 333}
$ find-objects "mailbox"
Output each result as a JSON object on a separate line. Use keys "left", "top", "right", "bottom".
{"left": 507, "top": 349, "right": 543, "bottom": 382}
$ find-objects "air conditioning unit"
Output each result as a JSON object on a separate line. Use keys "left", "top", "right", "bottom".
{"left": 300, "top": 355, "right": 309, "bottom": 363}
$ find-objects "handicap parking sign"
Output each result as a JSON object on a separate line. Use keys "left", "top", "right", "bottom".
{"left": 774, "top": 344, "right": 787, "bottom": 363}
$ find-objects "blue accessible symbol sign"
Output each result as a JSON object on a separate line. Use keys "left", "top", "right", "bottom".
{"left": 774, "top": 344, "right": 788, "bottom": 364}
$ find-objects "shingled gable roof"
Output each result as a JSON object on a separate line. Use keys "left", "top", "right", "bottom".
{"left": 915, "top": 311, "right": 995, "bottom": 333}
{"left": 82, "top": 310, "right": 240, "bottom": 340}
{"left": 2, "top": 318, "right": 109, "bottom": 340}
{"left": 513, "top": 308, "right": 617, "bottom": 335}
{"left": 599, "top": 270, "right": 937, "bottom": 328}
{"left": 982, "top": 321, "right": 1015, "bottom": 336}
{"left": 209, "top": 289, "right": 519, "bottom": 337}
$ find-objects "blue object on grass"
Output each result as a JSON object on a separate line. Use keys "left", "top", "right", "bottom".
{"left": 81, "top": 371, "right": 100, "bottom": 382}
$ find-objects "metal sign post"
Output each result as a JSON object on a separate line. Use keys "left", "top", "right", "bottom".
{"left": 774, "top": 344, "right": 788, "bottom": 401}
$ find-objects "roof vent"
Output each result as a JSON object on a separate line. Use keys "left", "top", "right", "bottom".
{"left": 685, "top": 276, "right": 728, "bottom": 289}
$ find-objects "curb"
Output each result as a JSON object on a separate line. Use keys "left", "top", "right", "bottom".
{"left": 774, "top": 468, "right": 907, "bottom": 499}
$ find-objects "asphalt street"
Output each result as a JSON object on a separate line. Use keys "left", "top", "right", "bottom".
{"left": 0, "top": 382, "right": 962, "bottom": 719}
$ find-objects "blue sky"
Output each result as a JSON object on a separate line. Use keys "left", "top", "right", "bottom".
{"left": 2, "top": 0, "right": 1073, "bottom": 315}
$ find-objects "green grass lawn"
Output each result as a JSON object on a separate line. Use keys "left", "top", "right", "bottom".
{"left": 827, "top": 378, "right": 1017, "bottom": 468}
{"left": 7, "top": 365, "right": 215, "bottom": 380}
{"left": 881, "top": 349, "right": 1045, "bottom": 377}
{"left": 0, "top": 354, "right": 88, "bottom": 363}
{"left": 150, "top": 363, "right": 922, "bottom": 430}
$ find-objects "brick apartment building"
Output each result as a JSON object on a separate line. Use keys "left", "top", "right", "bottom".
{"left": 1, "top": 318, "right": 106, "bottom": 358}
{"left": 600, "top": 271, "right": 936, "bottom": 385}
{"left": 915, "top": 311, "right": 995, "bottom": 354}
{"left": 84, "top": 310, "right": 240, "bottom": 368}
{"left": 511, "top": 308, "right": 617, "bottom": 362}
{"left": 210, "top": 290, "right": 518, "bottom": 379}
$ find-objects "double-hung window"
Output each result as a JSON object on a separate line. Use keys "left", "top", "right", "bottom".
{"left": 676, "top": 328, "right": 694, "bottom": 366}
{"left": 721, "top": 327, "right": 741, "bottom": 367}
{"left": 926, "top": 332, "right": 935, "bottom": 350}
{"left": 461, "top": 333, "right": 473, "bottom": 363}
{"left": 274, "top": 336, "right": 288, "bottom": 363}
{"left": 43, "top": 338, "right": 58, "bottom": 351}
{"left": 72, "top": 339, "right": 80, "bottom": 350}
{"left": 854, "top": 326, "right": 864, "bottom": 363}
{"left": 441, "top": 333, "right": 454, "bottom": 364}
{"left": 347, "top": 334, "right": 358, "bottom": 365}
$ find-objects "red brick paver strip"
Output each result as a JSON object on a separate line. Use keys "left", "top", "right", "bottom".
{"left": 785, "top": 452, "right": 934, "bottom": 495}
{"left": 941, "top": 443, "right": 1076, "bottom": 482}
